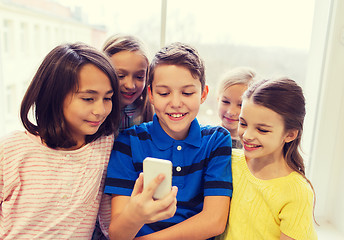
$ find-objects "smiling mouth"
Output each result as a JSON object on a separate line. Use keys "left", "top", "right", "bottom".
{"left": 224, "top": 116, "right": 238, "bottom": 122}
{"left": 243, "top": 142, "right": 262, "bottom": 150}
{"left": 167, "top": 113, "right": 187, "bottom": 118}
{"left": 121, "top": 92, "right": 136, "bottom": 98}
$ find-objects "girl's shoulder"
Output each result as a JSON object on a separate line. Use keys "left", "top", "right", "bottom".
{"left": 93, "top": 134, "right": 114, "bottom": 144}
{"left": 231, "top": 148, "right": 245, "bottom": 165}
{"left": 0, "top": 130, "right": 31, "bottom": 147}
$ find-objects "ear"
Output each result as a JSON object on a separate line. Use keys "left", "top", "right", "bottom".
{"left": 201, "top": 85, "right": 209, "bottom": 104}
{"left": 285, "top": 129, "right": 298, "bottom": 143}
{"left": 148, "top": 86, "right": 154, "bottom": 105}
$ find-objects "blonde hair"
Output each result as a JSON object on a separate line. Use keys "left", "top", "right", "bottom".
{"left": 217, "top": 67, "right": 257, "bottom": 95}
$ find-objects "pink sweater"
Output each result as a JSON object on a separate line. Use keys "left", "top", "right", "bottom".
{"left": 0, "top": 131, "right": 114, "bottom": 239}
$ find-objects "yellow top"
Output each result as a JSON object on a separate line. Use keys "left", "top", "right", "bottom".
{"left": 216, "top": 149, "right": 317, "bottom": 240}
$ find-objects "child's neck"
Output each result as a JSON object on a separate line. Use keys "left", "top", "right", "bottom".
{"left": 222, "top": 124, "right": 238, "bottom": 138}
{"left": 247, "top": 154, "right": 293, "bottom": 180}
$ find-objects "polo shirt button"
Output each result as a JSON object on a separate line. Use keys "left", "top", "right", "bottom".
{"left": 176, "top": 166, "right": 182, "bottom": 172}
{"left": 177, "top": 146, "right": 182, "bottom": 151}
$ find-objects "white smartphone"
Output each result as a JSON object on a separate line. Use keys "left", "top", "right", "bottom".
{"left": 143, "top": 157, "right": 172, "bottom": 200}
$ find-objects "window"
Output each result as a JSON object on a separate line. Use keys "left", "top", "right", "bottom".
{"left": 20, "top": 22, "right": 29, "bottom": 55}
{"left": 163, "top": 0, "right": 314, "bottom": 126}
{"left": 2, "top": 19, "right": 14, "bottom": 56}
{"left": 1, "top": 0, "right": 344, "bottom": 237}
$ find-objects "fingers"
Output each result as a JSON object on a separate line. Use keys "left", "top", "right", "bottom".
{"left": 146, "top": 186, "right": 178, "bottom": 223}
{"left": 143, "top": 173, "right": 165, "bottom": 199}
{"left": 131, "top": 173, "right": 144, "bottom": 197}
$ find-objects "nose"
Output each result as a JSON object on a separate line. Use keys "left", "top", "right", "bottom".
{"left": 92, "top": 100, "right": 106, "bottom": 116}
{"left": 170, "top": 93, "right": 182, "bottom": 108}
{"left": 227, "top": 105, "right": 240, "bottom": 117}
{"left": 123, "top": 76, "right": 135, "bottom": 90}
{"left": 240, "top": 127, "right": 254, "bottom": 141}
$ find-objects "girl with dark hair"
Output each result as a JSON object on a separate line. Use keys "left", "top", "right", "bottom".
{"left": 0, "top": 42, "right": 119, "bottom": 239}
{"left": 217, "top": 78, "right": 317, "bottom": 240}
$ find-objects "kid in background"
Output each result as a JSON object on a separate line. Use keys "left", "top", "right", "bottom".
{"left": 103, "top": 34, "right": 154, "bottom": 131}
{"left": 93, "top": 34, "right": 155, "bottom": 240}
{"left": 104, "top": 42, "right": 232, "bottom": 240}
{"left": 0, "top": 43, "right": 176, "bottom": 239}
{"left": 217, "top": 67, "right": 257, "bottom": 149}
{"left": 216, "top": 78, "right": 317, "bottom": 240}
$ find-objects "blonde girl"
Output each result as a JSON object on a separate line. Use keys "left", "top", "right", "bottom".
{"left": 217, "top": 67, "right": 256, "bottom": 148}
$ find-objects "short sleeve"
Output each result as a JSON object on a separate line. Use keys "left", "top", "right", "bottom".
{"left": 104, "top": 132, "right": 138, "bottom": 196}
{"left": 203, "top": 127, "right": 233, "bottom": 197}
{"left": 279, "top": 180, "right": 317, "bottom": 240}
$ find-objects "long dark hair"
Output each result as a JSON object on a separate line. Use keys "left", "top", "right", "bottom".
{"left": 244, "top": 77, "right": 317, "bottom": 222}
{"left": 21, "top": 42, "right": 120, "bottom": 149}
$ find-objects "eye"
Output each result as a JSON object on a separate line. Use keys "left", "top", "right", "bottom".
{"left": 117, "top": 74, "right": 125, "bottom": 80}
{"left": 222, "top": 100, "right": 230, "bottom": 104}
{"left": 158, "top": 92, "right": 169, "bottom": 96}
{"left": 183, "top": 92, "right": 194, "bottom": 96}
{"left": 82, "top": 97, "right": 94, "bottom": 102}
{"left": 135, "top": 75, "right": 145, "bottom": 80}
{"left": 258, "top": 128, "right": 270, "bottom": 133}
{"left": 239, "top": 120, "right": 247, "bottom": 127}
{"left": 104, "top": 97, "right": 112, "bottom": 101}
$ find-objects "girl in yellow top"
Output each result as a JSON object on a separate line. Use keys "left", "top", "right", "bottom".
{"left": 216, "top": 78, "right": 317, "bottom": 240}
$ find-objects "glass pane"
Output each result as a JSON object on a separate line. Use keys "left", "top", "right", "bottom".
{"left": 165, "top": 0, "right": 315, "bottom": 125}
{"left": 0, "top": 0, "right": 314, "bottom": 136}
{"left": 0, "top": 0, "right": 160, "bottom": 136}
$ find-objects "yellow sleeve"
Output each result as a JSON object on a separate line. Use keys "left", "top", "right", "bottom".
{"left": 279, "top": 179, "right": 317, "bottom": 240}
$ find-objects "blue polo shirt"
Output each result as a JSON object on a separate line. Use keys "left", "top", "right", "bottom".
{"left": 104, "top": 115, "right": 232, "bottom": 237}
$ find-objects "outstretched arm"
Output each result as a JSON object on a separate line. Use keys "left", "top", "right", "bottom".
{"left": 135, "top": 195, "right": 230, "bottom": 240}
{"left": 108, "top": 173, "right": 178, "bottom": 240}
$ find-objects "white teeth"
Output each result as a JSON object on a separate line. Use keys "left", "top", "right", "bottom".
{"left": 245, "top": 144, "right": 259, "bottom": 148}
{"left": 170, "top": 113, "right": 184, "bottom": 118}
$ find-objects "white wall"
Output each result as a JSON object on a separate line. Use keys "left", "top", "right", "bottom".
{"left": 0, "top": 38, "right": 4, "bottom": 134}
{"left": 305, "top": 0, "right": 344, "bottom": 234}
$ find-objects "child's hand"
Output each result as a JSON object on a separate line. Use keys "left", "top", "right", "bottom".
{"left": 127, "top": 173, "right": 178, "bottom": 224}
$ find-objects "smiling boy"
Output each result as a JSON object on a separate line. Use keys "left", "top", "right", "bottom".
{"left": 104, "top": 42, "right": 232, "bottom": 240}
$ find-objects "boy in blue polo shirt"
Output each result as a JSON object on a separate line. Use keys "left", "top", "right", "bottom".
{"left": 104, "top": 42, "right": 232, "bottom": 240}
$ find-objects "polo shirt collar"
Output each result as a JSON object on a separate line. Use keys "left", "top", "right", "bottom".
{"left": 151, "top": 115, "right": 202, "bottom": 150}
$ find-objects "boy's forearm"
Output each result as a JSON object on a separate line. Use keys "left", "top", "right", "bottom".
{"left": 135, "top": 196, "right": 230, "bottom": 240}
{"left": 108, "top": 209, "right": 144, "bottom": 240}
{"left": 108, "top": 195, "right": 144, "bottom": 240}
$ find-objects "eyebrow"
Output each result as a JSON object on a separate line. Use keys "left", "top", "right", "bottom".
{"left": 116, "top": 68, "right": 146, "bottom": 73}
{"left": 78, "top": 89, "right": 114, "bottom": 94}
{"left": 155, "top": 84, "right": 197, "bottom": 89}
{"left": 239, "top": 117, "right": 272, "bottom": 128}
{"left": 257, "top": 123, "right": 273, "bottom": 128}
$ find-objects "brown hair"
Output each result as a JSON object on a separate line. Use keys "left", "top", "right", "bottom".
{"left": 148, "top": 42, "right": 206, "bottom": 91}
{"left": 244, "top": 77, "right": 317, "bottom": 222}
{"left": 103, "top": 34, "right": 153, "bottom": 122}
{"left": 21, "top": 42, "right": 120, "bottom": 149}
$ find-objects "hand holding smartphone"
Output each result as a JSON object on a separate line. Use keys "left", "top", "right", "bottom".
{"left": 143, "top": 157, "right": 172, "bottom": 200}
